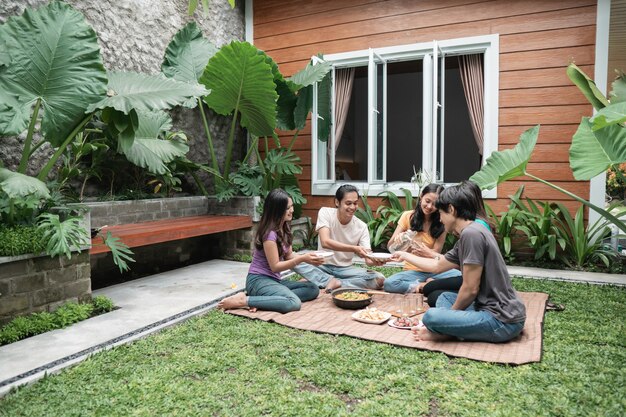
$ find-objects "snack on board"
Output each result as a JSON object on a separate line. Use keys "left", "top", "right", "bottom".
{"left": 355, "top": 307, "right": 387, "bottom": 321}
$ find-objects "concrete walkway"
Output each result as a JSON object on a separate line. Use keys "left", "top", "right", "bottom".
{"left": 0, "top": 260, "right": 624, "bottom": 397}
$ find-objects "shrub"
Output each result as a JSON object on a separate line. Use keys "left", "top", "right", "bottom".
{"left": 0, "top": 224, "right": 47, "bottom": 256}
{"left": 0, "top": 296, "right": 116, "bottom": 346}
{"left": 92, "top": 296, "right": 115, "bottom": 315}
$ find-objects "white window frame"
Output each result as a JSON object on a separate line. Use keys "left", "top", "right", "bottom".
{"left": 311, "top": 34, "right": 499, "bottom": 199}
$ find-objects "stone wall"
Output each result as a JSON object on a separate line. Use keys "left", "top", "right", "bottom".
{"left": 0, "top": 0, "right": 246, "bottom": 191}
{"left": 0, "top": 252, "right": 91, "bottom": 325}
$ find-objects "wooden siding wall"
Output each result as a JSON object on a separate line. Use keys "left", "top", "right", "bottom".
{"left": 253, "top": 0, "right": 597, "bottom": 221}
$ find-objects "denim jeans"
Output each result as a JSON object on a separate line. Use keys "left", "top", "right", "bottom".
{"left": 383, "top": 268, "right": 462, "bottom": 294}
{"left": 422, "top": 292, "right": 525, "bottom": 342}
{"left": 292, "top": 263, "right": 384, "bottom": 289}
{"left": 245, "top": 273, "right": 319, "bottom": 314}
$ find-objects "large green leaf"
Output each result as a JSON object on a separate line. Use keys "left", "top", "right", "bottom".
{"left": 289, "top": 60, "right": 332, "bottom": 90}
{"left": 289, "top": 59, "right": 332, "bottom": 131}
{"left": 569, "top": 118, "right": 626, "bottom": 180}
{"left": 276, "top": 79, "right": 298, "bottom": 131}
{"left": 0, "top": 168, "right": 50, "bottom": 199}
{"left": 200, "top": 41, "right": 277, "bottom": 137}
{"left": 567, "top": 63, "right": 609, "bottom": 111}
{"left": 316, "top": 72, "right": 332, "bottom": 142}
{"left": 87, "top": 72, "right": 208, "bottom": 114}
{"left": 0, "top": 1, "right": 107, "bottom": 145}
{"left": 161, "top": 22, "right": 217, "bottom": 85}
{"left": 122, "top": 111, "right": 189, "bottom": 175}
{"left": 293, "top": 86, "right": 313, "bottom": 131}
{"left": 590, "top": 102, "right": 626, "bottom": 130}
{"left": 470, "top": 125, "right": 539, "bottom": 190}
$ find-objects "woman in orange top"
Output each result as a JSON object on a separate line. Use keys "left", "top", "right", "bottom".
{"left": 383, "top": 184, "right": 462, "bottom": 294}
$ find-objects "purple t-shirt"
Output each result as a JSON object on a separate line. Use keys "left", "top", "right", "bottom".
{"left": 248, "top": 230, "right": 288, "bottom": 280}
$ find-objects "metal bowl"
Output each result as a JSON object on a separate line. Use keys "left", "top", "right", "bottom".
{"left": 331, "top": 288, "right": 372, "bottom": 310}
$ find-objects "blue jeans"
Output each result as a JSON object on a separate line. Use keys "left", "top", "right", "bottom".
{"left": 245, "top": 273, "right": 319, "bottom": 314}
{"left": 383, "top": 269, "right": 462, "bottom": 294}
{"left": 293, "top": 263, "right": 384, "bottom": 289}
{"left": 422, "top": 292, "right": 525, "bottom": 343}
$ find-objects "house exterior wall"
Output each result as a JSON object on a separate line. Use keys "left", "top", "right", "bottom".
{"left": 252, "top": 0, "right": 597, "bottom": 220}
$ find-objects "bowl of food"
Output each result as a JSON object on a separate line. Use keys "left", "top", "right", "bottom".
{"left": 331, "top": 289, "right": 373, "bottom": 310}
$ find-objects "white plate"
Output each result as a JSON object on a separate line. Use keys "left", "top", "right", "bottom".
{"left": 366, "top": 252, "right": 393, "bottom": 260}
{"left": 314, "top": 251, "right": 334, "bottom": 258}
{"left": 352, "top": 309, "right": 392, "bottom": 325}
{"left": 387, "top": 317, "right": 421, "bottom": 330}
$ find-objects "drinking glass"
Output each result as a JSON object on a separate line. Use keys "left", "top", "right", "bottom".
{"left": 408, "top": 296, "right": 417, "bottom": 316}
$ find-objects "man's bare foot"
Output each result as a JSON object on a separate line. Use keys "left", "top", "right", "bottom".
{"left": 412, "top": 326, "right": 452, "bottom": 342}
{"left": 217, "top": 292, "right": 248, "bottom": 311}
{"left": 326, "top": 277, "right": 342, "bottom": 291}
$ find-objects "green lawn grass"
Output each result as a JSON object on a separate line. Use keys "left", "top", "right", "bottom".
{"left": 0, "top": 275, "right": 624, "bottom": 417}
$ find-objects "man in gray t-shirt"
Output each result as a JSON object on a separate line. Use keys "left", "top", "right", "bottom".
{"left": 391, "top": 181, "right": 526, "bottom": 343}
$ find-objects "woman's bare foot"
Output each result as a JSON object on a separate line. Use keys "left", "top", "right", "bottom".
{"left": 412, "top": 326, "right": 452, "bottom": 342}
{"left": 326, "top": 277, "right": 342, "bottom": 291}
{"left": 217, "top": 292, "right": 248, "bottom": 311}
{"left": 375, "top": 277, "right": 385, "bottom": 289}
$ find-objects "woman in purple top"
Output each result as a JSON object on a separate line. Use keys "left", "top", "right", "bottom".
{"left": 218, "top": 189, "right": 323, "bottom": 313}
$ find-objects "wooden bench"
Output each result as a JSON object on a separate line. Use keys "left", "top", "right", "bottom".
{"left": 90, "top": 215, "right": 253, "bottom": 255}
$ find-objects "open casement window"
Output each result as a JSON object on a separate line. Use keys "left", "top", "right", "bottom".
{"left": 312, "top": 34, "right": 498, "bottom": 198}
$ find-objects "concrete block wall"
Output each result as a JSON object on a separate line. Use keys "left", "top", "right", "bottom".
{"left": 0, "top": 252, "right": 91, "bottom": 325}
{"left": 86, "top": 196, "right": 209, "bottom": 228}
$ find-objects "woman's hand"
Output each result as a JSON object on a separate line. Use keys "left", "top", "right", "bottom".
{"left": 410, "top": 241, "right": 437, "bottom": 258}
{"left": 301, "top": 252, "right": 324, "bottom": 266}
{"left": 390, "top": 251, "right": 408, "bottom": 262}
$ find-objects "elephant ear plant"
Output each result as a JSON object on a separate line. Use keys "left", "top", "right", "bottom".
{"left": 0, "top": 2, "right": 209, "bottom": 270}
{"left": 470, "top": 64, "right": 626, "bottom": 235}
{"left": 162, "top": 23, "right": 331, "bottom": 207}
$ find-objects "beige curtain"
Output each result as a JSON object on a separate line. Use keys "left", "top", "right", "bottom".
{"left": 333, "top": 68, "right": 355, "bottom": 151}
{"left": 458, "top": 54, "right": 484, "bottom": 156}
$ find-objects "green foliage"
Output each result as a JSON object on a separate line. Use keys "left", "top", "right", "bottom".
{"left": 470, "top": 65, "right": 626, "bottom": 235}
{"left": 0, "top": 224, "right": 47, "bottom": 256}
{"left": 161, "top": 22, "right": 218, "bottom": 85}
{"left": 484, "top": 187, "right": 525, "bottom": 261}
{"left": 53, "top": 302, "right": 93, "bottom": 328}
{"left": 0, "top": 297, "right": 115, "bottom": 346}
{"left": 553, "top": 202, "right": 624, "bottom": 269}
{"left": 356, "top": 189, "right": 414, "bottom": 250}
{"left": 293, "top": 217, "right": 319, "bottom": 250}
{"left": 91, "top": 296, "right": 116, "bottom": 315}
{"left": 510, "top": 193, "right": 566, "bottom": 261}
{"left": 38, "top": 213, "right": 89, "bottom": 260}
{"left": 201, "top": 40, "right": 278, "bottom": 177}
{"left": 0, "top": 1, "right": 108, "bottom": 151}
{"left": 100, "top": 231, "right": 135, "bottom": 273}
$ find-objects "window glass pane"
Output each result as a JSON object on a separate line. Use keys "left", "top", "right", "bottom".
{"left": 386, "top": 59, "right": 423, "bottom": 182}
{"left": 375, "top": 62, "right": 384, "bottom": 180}
{"left": 442, "top": 55, "right": 482, "bottom": 183}
{"left": 336, "top": 66, "right": 368, "bottom": 181}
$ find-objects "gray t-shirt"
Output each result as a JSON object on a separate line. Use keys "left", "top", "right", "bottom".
{"left": 444, "top": 222, "right": 526, "bottom": 323}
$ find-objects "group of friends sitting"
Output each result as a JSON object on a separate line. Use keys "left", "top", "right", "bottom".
{"left": 218, "top": 181, "right": 526, "bottom": 344}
